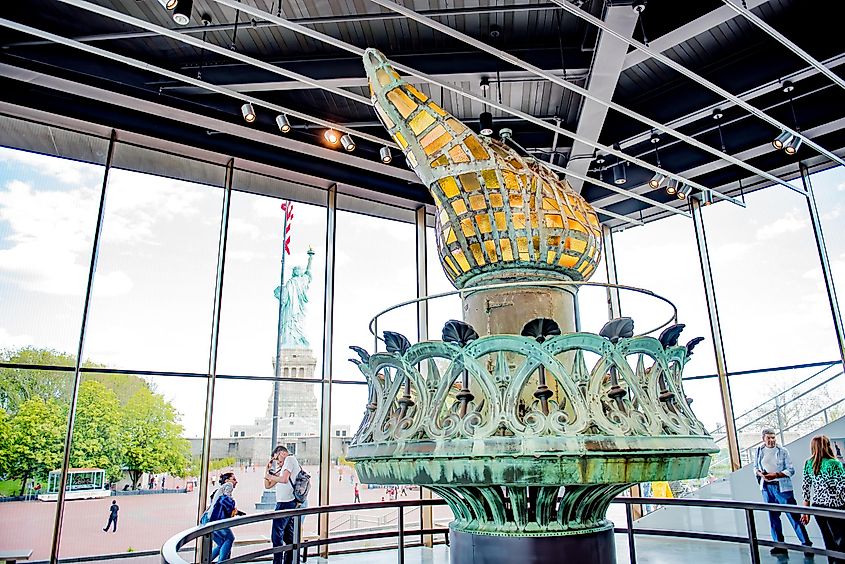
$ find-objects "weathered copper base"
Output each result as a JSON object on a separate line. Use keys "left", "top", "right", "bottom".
{"left": 450, "top": 526, "right": 616, "bottom": 564}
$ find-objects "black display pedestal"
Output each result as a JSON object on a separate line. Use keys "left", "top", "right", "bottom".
{"left": 450, "top": 526, "right": 616, "bottom": 564}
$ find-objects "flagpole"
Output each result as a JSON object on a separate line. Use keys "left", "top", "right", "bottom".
{"left": 272, "top": 200, "right": 292, "bottom": 452}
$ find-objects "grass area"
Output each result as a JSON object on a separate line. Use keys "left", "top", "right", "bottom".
{"left": 0, "top": 479, "right": 47, "bottom": 497}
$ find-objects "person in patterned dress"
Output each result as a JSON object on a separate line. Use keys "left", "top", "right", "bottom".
{"left": 801, "top": 435, "right": 845, "bottom": 563}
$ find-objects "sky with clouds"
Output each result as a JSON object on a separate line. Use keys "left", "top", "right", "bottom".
{"left": 1, "top": 145, "right": 844, "bottom": 439}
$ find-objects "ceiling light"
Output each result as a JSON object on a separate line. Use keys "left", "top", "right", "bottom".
{"left": 772, "top": 130, "right": 792, "bottom": 150}
{"left": 665, "top": 179, "right": 678, "bottom": 195}
{"left": 480, "top": 77, "right": 490, "bottom": 98}
{"left": 612, "top": 162, "right": 626, "bottom": 185}
{"left": 324, "top": 129, "right": 339, "bottom": 144}
{"left": 649, "top": 173, "right": 665, "bottom": 189}
{"left": 479, "top": 112, "right": 494, "bottom": 136}
{"left": 379, "top": 146, "right": 392, "bottom": 164}
{"left": 275, "top": 114, "right": 291, "bottom": 133}
{"left": 172, "top": 0, "right": 192, "bottom": 25}
{"left": 650, "top": 133, "right": 660, "bottom": 144}
{"left": 676, "top": 183, "right": 693, "bottom": 200}
{"left": 783, "top": 135, "right": 802, "bottom": 155}
{"left": 340, "top": 134, "right": 356, "bottom": 151}
{"left": 240, "top": 102, "right": 256, "bottom": 123}
{"left": 699, "top": 189, "right": 713, "bottom": 206}
{"left": 157, "top": 0, "right": 178, "bottom": 9}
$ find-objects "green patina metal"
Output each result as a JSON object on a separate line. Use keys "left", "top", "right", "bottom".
{"left": 349, "top": 47, "right": 718, "bottom": 541}
{"left": 346, "top": 331, "right": 718, "bottom": 536}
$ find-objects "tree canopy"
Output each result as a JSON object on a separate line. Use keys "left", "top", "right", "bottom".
{"left": 0, "top": 347, "right": 192, "bottom": 494}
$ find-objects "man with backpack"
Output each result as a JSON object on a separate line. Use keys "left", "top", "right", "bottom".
{"left": 265, "top": 446, "right": 309, "bottom": 564}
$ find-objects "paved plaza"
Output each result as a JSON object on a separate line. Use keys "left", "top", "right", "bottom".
{"left": 0, "top": 464, "right": 444, "bottom": 561}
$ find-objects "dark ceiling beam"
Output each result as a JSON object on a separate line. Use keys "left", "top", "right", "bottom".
{"left": 0, "top": 63, "right": 424, "bottom": 199}
{"left": 591, "top": 116, "right": 845, "bottom": 210}
{"left": 621, "top": 0, "right": 771, "bottom": 70}
{"left": 4, "top": 3, "right": 563, "bottom": 48}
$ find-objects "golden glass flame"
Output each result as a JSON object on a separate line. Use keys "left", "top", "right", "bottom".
{"left": 363, "top": 49, "right": 602, "bottom": 289}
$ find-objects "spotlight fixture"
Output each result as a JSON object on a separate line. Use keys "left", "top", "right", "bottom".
{"left": 632, "top": 0, "right": 647, "bottom": 13}
{"left": 498, "top": 128, "right": 513, "bottom": 142}
{"left": 697, "top": 189, "right": 714, "bottom": 206}
{"left": 612, "top": 162, "right": 626, "bottom": 185}
{"left": 340, "top": 134, "right": 356, "bottom": 152}
{"left": 772, "top": 130, "right": 792, "bottom": 150}
{"left": 480, "top": 77, "right": 490, "bottom": 97}
{"left": 676, "top": 183, "right": 693, "bottom": 200}
{"left": 650, "top": 133, "right": 660, "bottom": 144}
{"left": 784, "top": 135, "right": 802, "bottom": 155}
{"left": 782, "top": 80, "right": 794, "bottom": 94}
{"left": 665, "top": 178, "right": 678, "bottom": 195}
{"left": 275, "top": 114, "right": 291, "bottom": 133}
{"left": 649, "top": 173, "right": 665, "bottom": 190}
{"left": 172, "top": 0, "right": 192, "bottom": 25}
{"left": 240, "top": 102, "right": 256, "bottom": 123}
{"left": 479, "top": 112, "right": 494, "bottom": 136}
{"left": 324, "top": 129, "right": 339, "bottom": 144}
{"left": 379, "top": 146, "right": 392, "bottom": 164}
{"left": 156, "top": 0, "right": 178, "bottom": 9}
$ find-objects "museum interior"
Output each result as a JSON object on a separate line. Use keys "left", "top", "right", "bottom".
{"left": 0, "top": 1, "right": 844, "bottom": 563}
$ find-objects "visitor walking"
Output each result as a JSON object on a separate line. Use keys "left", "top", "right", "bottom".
{"left": 353, "top": 483, "right": 360, "bottom": 503}
{"left": 754, "top": 428, "right": 813, "bottom": 555}
{"left": 265, "top": 445, "right": 302, "bottom": 564}
{"left": 102, "top": 500, "right": 118, "bottom": 533}
{"left": 206, "top": 473, "right": 242, "bottom": 562}
{"left": 801, "top": 435, "right": 845, "bottom": 563}
{"left": 162, "top": 475, "right": 166, "bottom": 490}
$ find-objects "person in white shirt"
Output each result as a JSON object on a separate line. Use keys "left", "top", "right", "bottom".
{"left": 264, "top": 446, "right": 302, "bottom": 564}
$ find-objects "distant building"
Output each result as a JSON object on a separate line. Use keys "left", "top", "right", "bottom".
{"left": 189, "top": 348, "right": 352, "bottom": 466}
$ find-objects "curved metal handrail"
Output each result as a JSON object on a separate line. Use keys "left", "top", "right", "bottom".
{"left": 161, "top": 495, "right": 845, "bottom": 564}
{"left": 161, "top": 499, "right": 448, "bottom": 564}
{"left": 367, "top": 280, "right": 679, "bottom": 348}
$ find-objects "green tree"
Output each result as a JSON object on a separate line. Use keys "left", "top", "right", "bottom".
{"left": 0, "top": 347, "right": 73, "bottom": 413}
{"left": 0, "top": 408, "right": 11, "bottom": 478}
{"left": 70, "top": 380, "right": 125, "bottom": 483}
{"left": 6, "top": 398, "right": 67, "bottom": 495}
{"left": 121, "top": 387, "right": 191, "bottom": 489}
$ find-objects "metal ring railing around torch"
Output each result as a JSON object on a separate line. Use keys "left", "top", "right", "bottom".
{"left": 367, "top": 281, "right": 679, "bottom": 352}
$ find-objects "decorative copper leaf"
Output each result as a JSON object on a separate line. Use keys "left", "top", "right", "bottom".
{"left": 348, "top": 345, "right": 370, "bottom": 365}
{"left": 442, "top": 320, "right": 479, "bottom": 347}
{"left": 658, "top": 323, "right": 686, "bottom": 349}
{"left": 383, "top": 331, "right": 411, "bottom": 354}
{"left": 520, "top": 318, "right": 561, "bottom": 342}
{"left": 685, "top": 337, "right": 705, "bottom": 356}
{"left": 599, "top": 317, "right": 634, "bottom": 343}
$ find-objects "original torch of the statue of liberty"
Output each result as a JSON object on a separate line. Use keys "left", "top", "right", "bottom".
{"left": 274, "top": 248, "right": 315, "bottom": 348}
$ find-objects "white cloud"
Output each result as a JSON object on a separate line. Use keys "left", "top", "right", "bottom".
{"left": 837, "top": 182, "right": 845, "bottom": 192}
{"left": 229, "top": 217, "right": 261, "bottom": 240}
{"left": 755, "top": 209, "right": 808, "bottom": 241}
{"left": 227, "top": 249, "right": 262, "bottom": 262}
{"left": 0, "top": 327, "right": 34, "bottom": 350}
{"left": 0, "top": 147, "right": 104, "bottom": 187}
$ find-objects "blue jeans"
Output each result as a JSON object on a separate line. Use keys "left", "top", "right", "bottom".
{"left": 272, "top": 500, "right": 297, "bottom": 564}
{"left": 211, "top": 528, "right": 234, "bottom": 562}
{"left": 761, "top": 481, "right": 811, "bottom": 545}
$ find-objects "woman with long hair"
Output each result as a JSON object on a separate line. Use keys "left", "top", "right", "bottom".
{"left": 801, "top": 435, "right": 845, "bottom": 563}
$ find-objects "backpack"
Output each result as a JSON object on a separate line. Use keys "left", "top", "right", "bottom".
{"left": 291, "top": 469, "right": 311, "bottom": 504}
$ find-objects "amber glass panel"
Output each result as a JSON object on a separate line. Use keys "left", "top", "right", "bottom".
{"left": 446, "top": 118, "right": 467, "bottom": 134}
{"left": 423, "top": 132, "right": 452, "bottom": 156}
{"left": 500, "top": 239, "right": 514, "bottom": 261}
{"left": 489, "top": 194, "right": 503, "bottom": 207}
{"left": 448, "top": 145, "right": 470, "bottom": 163}
{"left": 439, "top": 176, "right": 460, "bottom": 198}
{"left": 452, "top": 250, "right": 470, "bottom": 271}
{"left": 452, "top": 199, "right": 468, "bottom": 215}
{"left": 469, "top": 243, "right": 485, "bottom": 265}
{"left": 409, "top": 111, "right": 435, "bottom": 135}
{"left": 469, "top": 195, "right": 486, "bottom": 211}
{"left": 476, "top": 215, "right": 492, "bottom": 233}
{"left": 404, "top": 84, "right": 429, "bottom": 102}
{"left": 464, "top": 136, "right": 489, "bottom": 160}
{"left": 386, "top": 88, "right": 417, "bottom": 118}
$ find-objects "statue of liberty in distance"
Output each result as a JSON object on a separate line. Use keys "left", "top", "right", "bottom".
{"left": 274, "top": 248, "right": 315, "bottom": 348}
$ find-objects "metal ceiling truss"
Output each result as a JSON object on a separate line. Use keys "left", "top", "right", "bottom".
{"left": 47, "top": 0, "right": 672, "bottom": 224}
{"left": 209, "top": 0, "right": 721, "bottom": 219}
{"left": 366, "top": 0, "right": 785, "bottom": 204}
{"left": 719, "top": 0, "right": 845, "bottom": 93}
{"left": 0, "top": 18, "right": 400, "bottom": 151}
{"left": 548, "top": 0, "right": 845, "bottom": 170}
